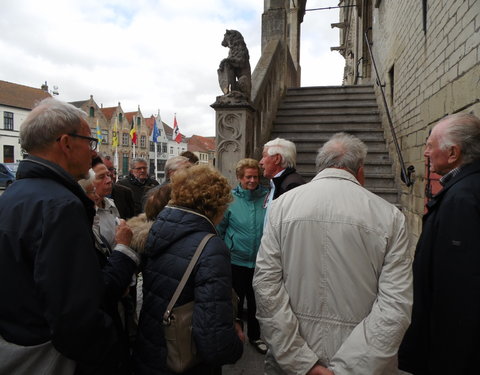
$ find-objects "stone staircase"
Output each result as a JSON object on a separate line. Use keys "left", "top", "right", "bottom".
{"left": 270, "top": 85, "right": 399, "bottom": 204}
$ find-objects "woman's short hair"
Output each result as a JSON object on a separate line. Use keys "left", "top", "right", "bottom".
{"left": 264, "top": 138, "right": 297, "bottom": 168}
{"left": 170, "top": 165, "right": 232, "bottom": 221}
{"left": 144, "top": 184, "right": 172, "bottom": 221}
{"left": 315, "top": 132, "right": 368, "bottom": 174}
{"left": 235, "top": 158, "right": 260, "bottom": 179}
{"left": 20, "top": 98, "right": 86, "bottom": 153}
{"left": 77, "top": 169, "right": 96, "bottom": 193}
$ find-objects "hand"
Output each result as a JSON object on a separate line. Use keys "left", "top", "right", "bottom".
{"left": 306, "top": 364, "right": 334, "bottom": 375}
{"left": 115, "top": 219, "right": 132, "bottom": 246}
{"left": 234, "top": 321, "right": 245, "bottom": 343}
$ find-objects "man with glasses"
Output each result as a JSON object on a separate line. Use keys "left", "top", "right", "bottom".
{"left": 0, "top": 98, "right": 130, "bottom": 374}
{"left": 117, "top": 157, "right": 159, "bottom": 215}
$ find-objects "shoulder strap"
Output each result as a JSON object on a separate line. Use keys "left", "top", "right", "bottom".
{"left": 163, "top": 233, "right": 215, "bottom": 324}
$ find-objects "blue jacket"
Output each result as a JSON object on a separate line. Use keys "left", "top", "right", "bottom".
{"left": 217, "top": 184, "right": 268, "bottom": 268}
{"left": 0, "top": 156, "right": 122, "bottom": 374}
{"left": 134, "top": 206, "right": 243, "bottom": 375}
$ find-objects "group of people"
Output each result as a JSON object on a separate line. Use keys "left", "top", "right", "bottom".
{"left": 0, "top": 96, "right": 479, "bottom": 375}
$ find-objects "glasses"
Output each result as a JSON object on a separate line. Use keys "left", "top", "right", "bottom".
{"left": 57, "top": 133, "right": 98, "bottom": 151}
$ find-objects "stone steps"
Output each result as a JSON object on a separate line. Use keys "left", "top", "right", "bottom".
{"left": 269, "top": 85, "right": 399, "bottom": 204}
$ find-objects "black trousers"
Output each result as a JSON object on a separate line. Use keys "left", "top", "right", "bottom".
{"left": 231, "top": 264, "right": 260, "bottom": 341}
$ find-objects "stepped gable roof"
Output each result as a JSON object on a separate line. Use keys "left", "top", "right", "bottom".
{"left": 124, "top": 111, "right": 136, "bottom": 124}
{"left": 0, "top": 80, "right": 51, "bottom": 110}
{"left": 100, "top": 106, "right": 117, "bottom": 121}
{"left": 188, "top": 134, "right": 216, "bottom": 152}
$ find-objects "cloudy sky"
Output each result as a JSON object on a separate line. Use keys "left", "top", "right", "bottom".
{"left": 1, "top": 0, "right": 344, "bottom": 137}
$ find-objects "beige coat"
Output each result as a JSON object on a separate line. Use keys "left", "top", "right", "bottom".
{"left": 253, "top": 168, "right": 413, "bottom": 375}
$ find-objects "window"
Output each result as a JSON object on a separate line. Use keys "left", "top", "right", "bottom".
{"left": 162, "top": 143, "right": 167, "bottom": 153}
{"left": 170, "top": 146, "right": 173, "bottom": 154}
{"left": 122, "top": 133, "right": 129, "bottom": 146}
{"left": 140, "top": 135, "right": 146, "bottom": 148}
{"left": 89, "top": 107, "right": 94, "bottom": 117}
{"left": 119, "top": 113, "right": 123, "bottom": 124}
{"left": 101, "top": 130, "right": 109, "bottom": 144}
{"left": 3, "top": 145, "right": 14, "bottom": 163}
{"left": 150, "top": 141, "right": 155, "bottom": 152}
{"left": 4, "top": 112, "right": 13, "bottom": 131}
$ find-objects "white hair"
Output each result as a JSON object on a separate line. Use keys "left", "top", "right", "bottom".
{"left": 264, "top": 138, "right": 297, "bottom": 168}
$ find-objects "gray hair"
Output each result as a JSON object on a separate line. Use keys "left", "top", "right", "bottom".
{"left": 20, "top": 98, "right": 87, "bottom": 152}
{"left": 165, "top": 156, "right": 191, "bottom": 176}
{"left": 438, "top": 113, "right": 480, "bottom": 165}
{"left": 264, "top": 138, "right": 297, "bottom": 168}
{"left": 315, "top": 133, "right": 368, "bottom": 174}
{"left": 77, "top": 169, "right": 96, "bottom": 192}
{"left": 130, "top": 157, "right": 148, "bottom": 169}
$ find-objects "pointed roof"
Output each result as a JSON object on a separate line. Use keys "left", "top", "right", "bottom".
{"left": 100, "top": 106, "right": 118, "bottom": 121}
{"left": 70, "top": 100, "right": 89, "bottom": 108}
{"left": 0, "top": 80, "right": 52, "bottom": 110}
{"left": 188, "top": 135, "right": 216, "bottom": 152}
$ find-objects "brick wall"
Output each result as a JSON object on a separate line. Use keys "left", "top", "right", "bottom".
{"left": 345, "top": 0, "right": 479, "bottom": 247}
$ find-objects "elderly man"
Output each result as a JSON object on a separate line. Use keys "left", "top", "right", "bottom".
{"left": 0, "top": 98, "right": 131, "bottom": 374}
{"left": 259, "top": 138, "right": 305, "bottom": 211}
{"left": 253, "top": 132, "right": 412, "bottom": 375}
{"left": 398, "top": 113, "right": 480, "bottom": 375}
{"left": 117, "top": 157, "right": 159, "bottom": 215}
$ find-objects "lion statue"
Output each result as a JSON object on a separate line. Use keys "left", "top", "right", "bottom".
{"left": 218, "top": 29, "right": 252, "bottom": 100}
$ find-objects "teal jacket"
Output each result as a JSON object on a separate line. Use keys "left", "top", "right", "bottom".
{"left": 217, "top": 184, "right": 269, "bottom": 268}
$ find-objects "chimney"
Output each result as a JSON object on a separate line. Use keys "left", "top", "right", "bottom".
{"left": 41, "top": 81, "right": 48, "bottom": 92}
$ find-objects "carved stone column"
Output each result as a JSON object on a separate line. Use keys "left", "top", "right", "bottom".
{"left": 211, "top": 95, "right": 255, "bottom": 187}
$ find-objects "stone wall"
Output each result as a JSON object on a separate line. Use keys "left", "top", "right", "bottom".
{"left": 344, "top": 0, "right": 479, "bottom": 248}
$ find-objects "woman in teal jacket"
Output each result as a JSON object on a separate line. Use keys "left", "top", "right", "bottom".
{"left": 217, "top": 158, "right": 269, "bottom": 354}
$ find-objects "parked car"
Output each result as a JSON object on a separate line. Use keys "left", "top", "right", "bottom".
{"left": 0, "top": 162, "right": 18, "bottom": 189}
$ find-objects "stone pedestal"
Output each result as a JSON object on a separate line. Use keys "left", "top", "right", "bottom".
{"left": 211, "top": 94, "right": 256, "bottom": 187}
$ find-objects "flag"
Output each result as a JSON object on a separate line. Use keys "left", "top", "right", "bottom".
{"left": 112, "top": 118, "right": 119, "bottom": 148}
{"left": 130, "top": 117, "right": 137, "bottom": 145}
{"left": 95, "top": 120, "right": 103, "bottom": 143}
{"left": 173, "top": 114, "right": 182, "bottom": 144}
{"left": 150, "top": 116, "right": 160, "bottom": 144}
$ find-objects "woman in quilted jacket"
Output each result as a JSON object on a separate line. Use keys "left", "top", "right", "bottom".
{"left": 133, "top": 164, "right": 244, "bottom": 375}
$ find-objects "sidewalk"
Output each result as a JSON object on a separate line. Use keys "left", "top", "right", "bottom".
{"left": 224, "top": 338, "right": 265, "bottom": 375}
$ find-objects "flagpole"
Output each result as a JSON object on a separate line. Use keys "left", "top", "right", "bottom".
{"left": 154, "top": 110, "right": 160, "bottom": 181}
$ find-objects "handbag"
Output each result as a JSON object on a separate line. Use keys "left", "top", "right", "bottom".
{"left": 163, "top": 233, "right": 215, "bottom": 373}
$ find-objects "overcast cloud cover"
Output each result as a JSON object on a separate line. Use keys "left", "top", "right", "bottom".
{"left": 1, "top": 0, "right": 344, "bottom": 137}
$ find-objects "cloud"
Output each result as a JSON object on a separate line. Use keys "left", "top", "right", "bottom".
{"left": 1, "top": 0, "right": 343, "bottom": 136}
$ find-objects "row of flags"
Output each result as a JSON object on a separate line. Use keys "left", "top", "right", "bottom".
{"left": 101, "top": 113, "right": 183, "bottom": 149}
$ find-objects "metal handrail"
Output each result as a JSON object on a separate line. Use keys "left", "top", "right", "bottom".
{"left": 364, "top": 31, "right": 415, "bottom": 187}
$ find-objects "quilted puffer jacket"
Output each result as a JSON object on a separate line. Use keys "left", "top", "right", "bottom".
{"left": 133, "top": 205, "right": 243, "bottom": 375}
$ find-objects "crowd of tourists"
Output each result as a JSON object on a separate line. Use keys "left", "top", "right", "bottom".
{"left": 0, "top": 97, "right": 479, "bottom": 375}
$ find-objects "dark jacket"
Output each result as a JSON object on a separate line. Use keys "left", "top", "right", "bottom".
{"left": 398, "top": 160, "right": 480, "bottom": 375}
{"left": 272, "top": 167, "right": 305, "bottom": 200}
{"left": 117, "top": 175, "right": 159, "bottom": 216}
{"left": 134, "top": 206, "right": 243, "bottom": 375}
{"left": 0, "top": 156, "right": 120, "bottom": 375}
{"left": 111, "top": 184, "right": 135, "bottom": 219}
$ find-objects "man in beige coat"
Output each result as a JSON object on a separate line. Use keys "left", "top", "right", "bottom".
{"left": 253, "top": 133, "right": 413, "bottom": 375}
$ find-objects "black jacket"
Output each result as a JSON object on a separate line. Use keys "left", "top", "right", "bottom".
{"left": 398, "top": 160, "right": 480, "bottom": 375}
{"left": 0, "top": 156, "right": 120, "bottom": 374}
{"left": 111, "top": 184, "right": 135, "bottom": 219}
{"left": 134, "top": 206, "right": 243, "bottom": 375}
{"left": 117, "top": 175, "right": 159, "bottom": 216}
{"left": 272, "top": 167, "right": 305, "bottom": 200}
